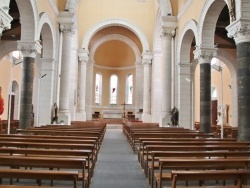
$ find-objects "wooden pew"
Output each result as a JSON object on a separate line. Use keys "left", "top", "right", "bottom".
{"left": 0, "top": 147, "right": 93, "bottom": 185}
{"left": 0, "top": 169, "right": 78, "bottom": 188}
{"left": 139, "top": 140, "right": 249, "bottom": 165}
{"left": 129, "top": 132, "right": 214, "bottom": 152}
{"left": 156, "top": 158, "right": 250, "bottom": 188}
{"left": 0, "top": 155, "right": 86, "bottom": 188}
{"left": 148, "top": 150, "right": 250, "bottom": 186}
{"left": 171, "top": 169, "right": 250, "bottom": 188}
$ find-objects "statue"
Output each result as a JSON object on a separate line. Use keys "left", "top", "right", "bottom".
{"left": 171, "top": 106, "right": 178, "bottom": 126}
{"left": 217, "top": 104, "right": 229, "bottom": 126}
{"left": 0, "top": 87, "right": 4, "bottom": 121}
{"left": 51, "top": 103, "right": 58, "bottom": 124}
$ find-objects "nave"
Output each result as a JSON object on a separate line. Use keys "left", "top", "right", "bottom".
{"left": 91, "top": 124, "right": 149, "bottom": 188}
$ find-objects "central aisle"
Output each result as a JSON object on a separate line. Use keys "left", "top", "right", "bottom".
{"left": 90, "top": 124, "right": 149, "bottom": 188}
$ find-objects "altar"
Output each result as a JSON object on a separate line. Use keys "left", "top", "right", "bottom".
{"left": 102, "top": 109, "right": 123, "bottom": 119}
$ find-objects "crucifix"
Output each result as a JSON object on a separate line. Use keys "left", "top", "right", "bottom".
{"left": 121, "top": 102, "right": 129, "bottom": 119}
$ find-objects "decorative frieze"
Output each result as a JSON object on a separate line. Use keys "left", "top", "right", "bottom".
{"left": 226, "top": 19, "right": 250, "bottom": 44}
{"left": 17, "top": 41, "right": 42, "bottom": 58}
{"left": 58, "top": 11, "right": 76, "bottom": 35}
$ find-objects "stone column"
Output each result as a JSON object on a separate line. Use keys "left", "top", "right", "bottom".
{"left": 227, "top": 19, "right": 250, "bottom": 141}
{"left": 85, "top": 60, "right": 94, "bottom": 120}
{"left": 38, "top": 58, "right": 55, "bottom": 125}
{"left": 142, "top": 52, "right": 153, "bottom": 122}
{"left": 75, "top": 48, "right": 88, "bottom": 121}
{"left": 135, "top": 62, "right": 143, "bottom": 120}
{"left": 0, "top": 4, "right": 12, "bottom": 38}
{"left": 151, "top": 50, "right": 162, "bottom": 124}
{"left": 194, "top": 47, "right": 217, "bottom": 133}
{"left": 177, "top": 63, "right": 192, "bottom": 128}
{"left": 17, "top": 41, "right": 42, "bottom": 129}
{"left": 57, "top": 12, "right": 75, "bottom": 124}
{"left": 161, "top": 21, "right": 176, "bottom": 126}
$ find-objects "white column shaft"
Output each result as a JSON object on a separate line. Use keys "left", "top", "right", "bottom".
{"left": 78, "top": 61, "right": 87, "bottom": 112}
{"left": 143, "top": 63, "right": 150, "bottom": 114}
{"left": 161, "top": 34, "right": 172, "bottom": 125}
{"left": 59, "top": 31, "right": 73, "bottom": 112}
{"left": 85, "top": 62, "right": 93, "bottom": 120}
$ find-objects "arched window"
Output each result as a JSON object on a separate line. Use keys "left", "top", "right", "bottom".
{"left": 110, "top": 75, "right": 118, "bottom": 104}
{"left": 126, "top": 74, "right": 133, "bottom": 104}
{"left": 95, "top": 73, "right": 102, "bottom": 104}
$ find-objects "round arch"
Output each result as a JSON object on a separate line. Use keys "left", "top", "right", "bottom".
{"left": 82, "top": 19, "right": 149, "bottom": 53}
{"left": 38, "top": 12, "right": 56, "bottom": 59}
{"left": 89, "top": 34, "right": 141, "bottom": 65}
{"left": 198, "top": 0, "right": 228, "bottom": 47}
{"left": 178, "top": 19, "right": 199, "bottom": 64}
{"left": 0, "top": 41, "right": 18, "bottom": 61}
{"left": 16, "top": 0, "right": 39, "bottom": 41}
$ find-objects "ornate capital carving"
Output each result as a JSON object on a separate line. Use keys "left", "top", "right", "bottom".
{"left": 142, "top": 51, "right": 153, "bottom": 65}
{"left": 161, "top": 28, "right": 176, "bottom": 38}
{"left": 0, "top": 7, "right": 13, "bottom": 35}
{"left": 226, "top": 19, "right": 250, "bottom": 44}
{"left": 193, "top": 47, "right": 217, "bottom": 64}
{"left": 161, "top": 16, "right": 177, "bottom": 38}
{"left": 78, "top": 48, "right": 89, "bottom": 63}
{"left": 58, "top": 11, "right": 76, "bottom": 35}
{"left": 17, "top": 41, "right": 42, "bottom": 58}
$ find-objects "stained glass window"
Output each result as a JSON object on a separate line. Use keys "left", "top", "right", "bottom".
{"left": 110, "top": 75, "right": 118, "bottom": 104}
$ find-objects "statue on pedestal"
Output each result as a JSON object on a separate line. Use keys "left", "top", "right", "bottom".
{"left": 217, "top": 104, "right": 229, "bottom": 126}
{"left": 51, "top": 103, "right": 58, "bottom": 124}
{"left": 171, "top": 106, "right": 179, "bottom": 126}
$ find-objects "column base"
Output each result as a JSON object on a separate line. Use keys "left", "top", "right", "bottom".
{"left": 75, "top": 111, "right": 86, "bottom": 121}
{"left": 142, "top": 113, "right": 152, "bottom": 122}
{"left": 58, "top": 111, "right": 71, "bottom": 125}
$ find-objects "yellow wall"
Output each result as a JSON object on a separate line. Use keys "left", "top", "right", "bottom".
{"left": 36, "top": 0, "right": 59, "bottom": 34}
{"left": 177, "top": 0, "right": 205, "bottom": 37}
{"left": 0, "top": 56, "right": 22, "bottom": 120}
{"left": 93, "top": 66, "right": 136, "bottom": 114}
{"left": 77, "top": 0, "right": 157, "bottom": 50}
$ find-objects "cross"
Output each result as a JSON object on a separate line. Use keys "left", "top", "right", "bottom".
{"left": 121, "top": 102, "right": 129, "bottom": 119}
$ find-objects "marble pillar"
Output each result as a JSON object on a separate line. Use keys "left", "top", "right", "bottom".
{"left": 161, "top": 27, "right": 175, "bottom": 126}
{"left": 142, "top": 52, "right": 153, "bottom": 122}
{"left": 194, "top": 47, "right": 217, "bottom": 133}
{"left": 75, "top": 48, "right": 88, "bottom": 121}
{"left": 227, "top": 19, "right": 250, "bottom": 141}
{"left": 17, "top": 41, "right": 42, "bottom": 129}
{"left": 85, "top": 60, "right": 94, "bottom": 120}
{"left": 58, "top": 12, "right": 75, "bottom": 124}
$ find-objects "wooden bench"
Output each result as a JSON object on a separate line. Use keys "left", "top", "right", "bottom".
{"left": 156, "top": 158, "right": 250, "bottom": 188}
{"left": 129, "top": 132, "right": 215, "bottom": 152}
{"left": 0, "top": 147, "right": 94, "bottom": 185}
{"left": 171, "top": 169, "right": 250, "bottom": 188}
{"left": 148, "top": 150, "right": 250, "bottom": 187}
{"left": 0, "top": 155, "right": 86, "bottom": 188}
{"left": 0, "top": 169, "right": 78, "bottom": 188}
{"left": 139, "top": 140, "right": 249, "bottom": 166}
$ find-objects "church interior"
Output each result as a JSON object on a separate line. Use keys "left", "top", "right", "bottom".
{"left": 0, "top": 0, "right": 250, "bottom": 187}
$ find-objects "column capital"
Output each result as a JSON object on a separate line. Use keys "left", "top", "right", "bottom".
{"left": 193, "top": 47, "right": 217, "bottom": 64}
{"left": 161, "top": 16, "right": 177, "bottom": 37}
{"left": 78, "top": 48, "right": 89, "bottom": 63}
{"left": 0, "top": 7, "right": 13, "bottom": 35}
{"left": 226, "top": 18, "right": 250, "bottom": 44}
{"left": 17, "top": 41, "right": 42, "bottom": 58}
{"left": 58, "top": 11, "right": 76, "bottom": 34}
{"left": 142, "top": 51, "right": 153, "bottom": 65}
